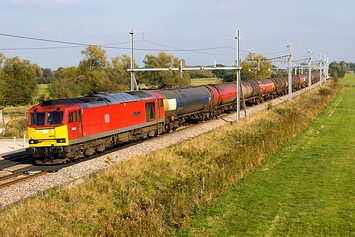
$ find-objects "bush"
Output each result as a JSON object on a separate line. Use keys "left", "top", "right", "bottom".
{"left": 0, "top": 117, "right": 28, "bottom": 138}
{"left": 318, "top": 87, "right": 331, "bottom": 96}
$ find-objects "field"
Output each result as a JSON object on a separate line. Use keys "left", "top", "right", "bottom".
{"left": 180, "top": 74, "right": 355, "bottom": 236}
{"left": 191, "top": 77, "right": 220, "bottom": 86}
{"left": 37, "top": 84, "right": 49, "bottom": 99}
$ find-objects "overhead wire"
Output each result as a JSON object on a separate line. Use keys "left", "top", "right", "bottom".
{"left": 0, "top": 33, "right": 289, "bottom": 62}
{"left": 0, "top": 32, "right": 236, "bottom": 56}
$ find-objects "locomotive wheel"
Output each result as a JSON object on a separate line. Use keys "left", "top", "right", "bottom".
{"left": 165, "top": 124, "right": 170, "bottom": 133}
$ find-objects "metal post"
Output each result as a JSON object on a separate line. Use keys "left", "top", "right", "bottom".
{"left": 308, "top": 49, "right": 312, "bottom": 91}
{"left": 239, "top": 78, "right": 247, "bottom": 117}
{"left": 295, "top": 64, "right": 297, "bottom": 75}
{"left": 130, "top": 30, "right": 134, "bottom": 91}
{"left": 236, "top": 30, "right": 241, "bottom": 122}
{"left": 326, "top": 57, "right": 329, "bottom": 80}
{"left": 129, "top": 29, "right": 142, "bottom": 91}
{"left": 288, "top": 43, "right": 292, "bottom": 100}
{"left": 180, "top": 61, "right": 183, "bottom": 79}
{"left": 319, "top": 53, "right": 323, "bottom": 85}
{"left": 257, "top": 59, "right": 260, "bottom": 71}
{"left": 323, "top": 54, "right": 327, "bottom": 82}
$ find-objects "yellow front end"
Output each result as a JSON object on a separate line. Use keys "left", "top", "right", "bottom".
{"left": 28, "top": 125, "right": 69, "bottom": 147}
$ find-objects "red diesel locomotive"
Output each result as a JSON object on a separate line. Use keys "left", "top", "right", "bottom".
{"left": 26, "top": 91, "right": 165, "bottom": 163}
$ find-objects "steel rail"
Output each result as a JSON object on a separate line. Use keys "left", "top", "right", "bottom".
{"left": 0, "top": 171, "right": 47, "bottom": 189}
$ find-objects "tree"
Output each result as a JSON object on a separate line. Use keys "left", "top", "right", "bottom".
{"left": 0, "top": 53, "right": 5, "bottom": 80}
{"left": 108, "top": 54, "right": 136, "bottom": 92}
{"left": 141, "top": 52, "right": 190, "bottom": 88}
{"left": 47, "top": 78, "right": 83, "bottom": 99}
{"left": 329, "top": 61, "right": 345, "bottom": 78}
{"left": 37, "top": 68, "right": 55, "bottom": 84}
{"left": 238, "top": 53, "right": 272, "bottom": 80}
{"left": 188, "top": 69, "right": 214, "bottom": 79}
{"left": 31, "top": 63, "right": 43, "bottom": 78}
{"left": 54, "top": 66, "right": 78, "bottom": 80}
{"left": 213, "top": 64, "right": 231, "bottom": 81}
{"left": 78, "top": 45, "right": 110, "bottom": 93}
{"left": 339, "top": 61, "right": 350, "bottom": 74}
{"left": 349, "top": 62, "right": 355, "bottom": 72}
{"left": 1, "top": 56, "right": 38, "bottom": 105}
{"left": 0, "top": 53, "right": 5, "bottom": 68}
{"left": 42, "top": 68, "right": 54, "bottom": 78}
{"left": 80, "top": 45, "right": 108, "bottom": 70}
{"left": 48, "top": 66, "right": 83, "bottom": 98}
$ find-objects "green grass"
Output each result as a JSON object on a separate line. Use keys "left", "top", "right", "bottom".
{"left": 179, "top": 75, "right": 355, "bottom": 236}
{"left": 191, "top": 78, "right": 220, "bottom": 86}
{"left": 340, "top": 72, "right": 355, "bottom": 84}
{"left": 37, "top": 84, "right": 49, "bottom": 99}
{"left": 2, "top": 105, "right": 32, "bottom": 115}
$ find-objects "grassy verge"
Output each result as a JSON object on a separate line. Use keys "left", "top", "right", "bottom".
{"left": 179, "top": 75, "right": 355, "bottom": 236}
{"left": 0, "top": 80, "right": 339, "bottom": 236}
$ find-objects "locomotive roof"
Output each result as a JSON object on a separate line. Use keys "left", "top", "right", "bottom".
{"left": 40, "top": 91, "right": 156, "bottom": 109}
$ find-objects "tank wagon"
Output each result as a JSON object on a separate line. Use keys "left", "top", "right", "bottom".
{"left": 26, "top": 73, "right": 322, "bottom": 164}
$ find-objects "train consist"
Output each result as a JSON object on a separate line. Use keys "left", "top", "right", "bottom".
{"left": 26, "top": 73, "right": 320, "bottom": 164}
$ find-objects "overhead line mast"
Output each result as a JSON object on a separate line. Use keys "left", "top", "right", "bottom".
{"left": 129, "top": 29, "right": 144, "bottom": 91}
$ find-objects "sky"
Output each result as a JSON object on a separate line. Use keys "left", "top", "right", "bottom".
{"left": 0, "top": 0, "right": 354, "bottom": 70}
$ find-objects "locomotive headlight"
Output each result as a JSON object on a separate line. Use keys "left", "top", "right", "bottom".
{"left": 29, "top": 140, "right": 38, "bottom": 144}
{"left": 57, "top": 138, "right": 66, "bottom": 143}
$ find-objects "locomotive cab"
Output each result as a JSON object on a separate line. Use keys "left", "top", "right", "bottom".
{"left": 26, "top": 101, "right": 77, "bottom": 164}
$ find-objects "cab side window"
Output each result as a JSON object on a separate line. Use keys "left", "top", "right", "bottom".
{"left": 68, "top": 111, "right": 78, "bottom": 123}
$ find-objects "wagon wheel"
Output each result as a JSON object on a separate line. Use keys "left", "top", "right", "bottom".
{"left": 165, "top": 124, "right": 171, "bottom": 133}
{"left": 171, "top": 122, "right": 177, "bottom": 131}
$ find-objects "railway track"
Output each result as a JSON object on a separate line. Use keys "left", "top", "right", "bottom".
{"left": 0, "top": 170, "right": 47, "bottom": 189}
{"left": 0, "top": 139, "right": 143, "bottom": 189}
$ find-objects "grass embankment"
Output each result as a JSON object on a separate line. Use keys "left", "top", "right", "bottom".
{"left": 0, "top": 80, "right": 339, "bottom": 236}
{"left": 180, "top": 75, "right": 355, "bottom": 236}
